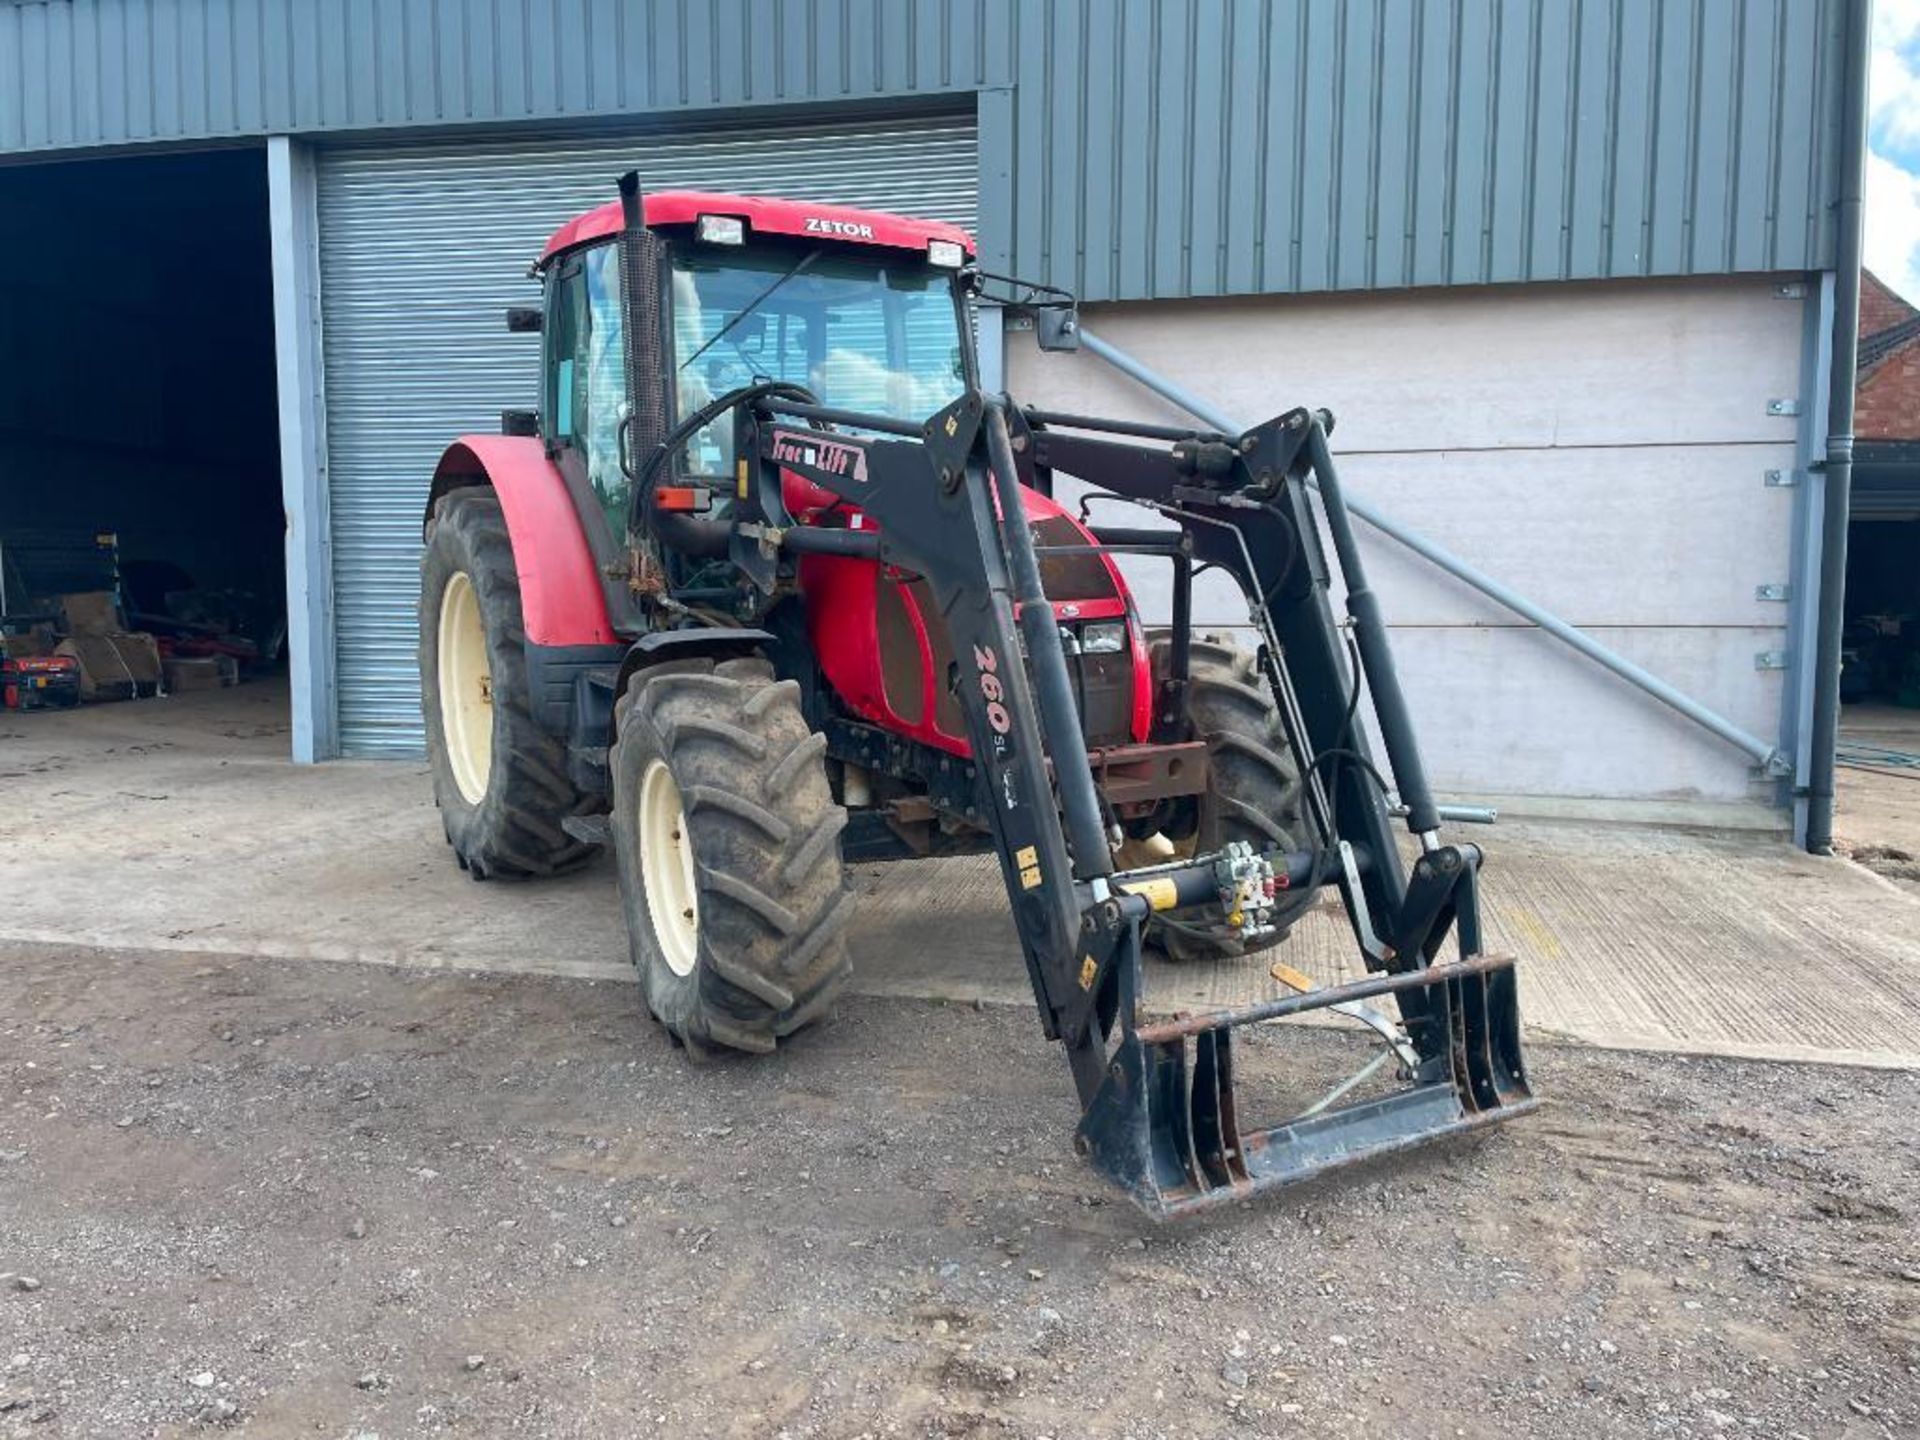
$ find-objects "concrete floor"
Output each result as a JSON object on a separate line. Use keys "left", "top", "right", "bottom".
{"left": 3, "top": 680, "right": 1917, "bottom": 1069}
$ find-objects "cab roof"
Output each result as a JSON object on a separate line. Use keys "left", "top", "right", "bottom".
{"left": 537, "top": 189, "right": 976, "bottom": 270}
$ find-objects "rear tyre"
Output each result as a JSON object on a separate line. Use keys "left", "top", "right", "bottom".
{"left": 610, "top": 657, "right": 854, "bottom": 1056}
{"left": 1149, "top": 632, "right": 1304, "bottom": 961}
{"left": 419, "top": 489, "right": 598, "bottom": 879}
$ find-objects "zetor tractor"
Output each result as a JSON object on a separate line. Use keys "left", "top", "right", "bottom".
{"left": 421, "top": 173, "right": 1534, "bottom": 1217}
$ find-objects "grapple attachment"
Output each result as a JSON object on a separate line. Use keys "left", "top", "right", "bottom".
{"left": 1077, "top": 948, "right": 1535, "bottom": 1218}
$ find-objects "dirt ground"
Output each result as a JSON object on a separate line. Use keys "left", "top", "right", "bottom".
{"left": 0, "top": 940, "right": 1914, "bottom": 1440}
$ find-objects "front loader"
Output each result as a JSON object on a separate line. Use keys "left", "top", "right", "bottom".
{"left": 420, "top": 174, "right": 1535, "bottom": 1218}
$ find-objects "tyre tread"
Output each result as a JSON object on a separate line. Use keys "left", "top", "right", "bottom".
{"left": 608, "top": 662, "right": 852, "bottom": 1054}
{"left": 420, "top": 488, "right": 597, "bottom": 880}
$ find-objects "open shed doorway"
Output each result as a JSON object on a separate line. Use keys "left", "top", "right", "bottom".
{"left": 1834, "top": 454, "right": 1920, "bottom": 891}
{"left": 1843, "top": 515, "right": 1920, "bottom": 712}
{"left": 1842, "top": 441, "right": 1920, "bottom": 719}
{"left": 0, "top": 147, "right": 285, "bottom": 740}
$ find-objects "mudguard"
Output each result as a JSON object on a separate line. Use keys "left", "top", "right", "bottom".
{"left": 426, "top": 436, "right": 618, "bottom": 647}
{"left": 609, "top": 627, "right": 780, "bottom": 714}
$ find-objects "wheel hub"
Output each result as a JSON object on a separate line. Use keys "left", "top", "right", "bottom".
{"left": 639, "top": 758, "right": 700, "bottom": 977}
{"left": 437, "top": 570, "right": 493, "bottom": 804}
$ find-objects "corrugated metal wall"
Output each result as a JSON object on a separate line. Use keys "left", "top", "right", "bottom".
{"left": 0, "top": 1, "right": 991, "bottom": 149}
{"left": 316, "top": 117, "right": 976, "bottom": 755}
{"left": 0, "top": 0, "right": 1851, "bottom": 304}
{"left": 1010, "top": 0, "right": 1846, "bottom": 298}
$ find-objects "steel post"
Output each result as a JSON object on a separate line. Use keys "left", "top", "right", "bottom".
{"left": 1803, "top": 0, "right": 1872, "bottom": 854}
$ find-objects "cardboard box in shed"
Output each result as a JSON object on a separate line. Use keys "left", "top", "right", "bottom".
{"left": 162, "top": 655, "right": 239, "bottom": 691}
{"left": 57, "top": 591, "right": 122, "bottom": 636}
{"left": 54, "top": 632, "right": 162, "bottom": 701}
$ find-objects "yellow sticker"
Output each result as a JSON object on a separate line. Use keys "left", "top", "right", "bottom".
{"left": 944, "top": 414, "right": 960, "bottom": 437}
{"left": 1014, "top": 845, "right": 1038, "bottom": 869}
{"left": 736, "top": 459, "right": 750, "bottom": 499}
{"left": 1268, "top": 961, "right": 1318, "bottom": 994}
{"left": 1019, "top": 864, "right": 1043, "bottom": 890}
{"left": 1119, "top": 876, "right": 1179, "bottom": 911}
{"left": 1078, "top": 955, "right": 1098, "bottom": 990}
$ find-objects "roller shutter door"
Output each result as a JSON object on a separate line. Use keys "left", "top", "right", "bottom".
{"left": 316, "top": 117, "right": 976, "bottom": 756}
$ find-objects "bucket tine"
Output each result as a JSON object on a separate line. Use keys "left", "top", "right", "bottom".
{"left": 1190, "top": 1029, "right": 1247, "bottom": 1189}
{"left": 1079, "top": 950, "right": 1538, "bottom": 1219}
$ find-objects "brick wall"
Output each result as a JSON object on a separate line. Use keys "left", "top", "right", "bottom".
{"left": 1859, "top": 341, "right": 1920, "bottom": 441}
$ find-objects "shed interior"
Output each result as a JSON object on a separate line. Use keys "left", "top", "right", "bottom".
{"left": 1842, "top": 511, "right": 1920, "bottom": 710}
{"left": 0, "top": 148, "right": 284, "bottom": 714}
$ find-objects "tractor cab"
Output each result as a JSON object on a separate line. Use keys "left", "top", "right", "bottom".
{"left": 529, "top": 190, "right": 978, "bottom": 556}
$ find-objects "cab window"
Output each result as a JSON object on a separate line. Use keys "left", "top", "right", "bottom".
{"left": 669, "top": 246, "right": 967, "bottom": 481}
{"left": 544, "top": 243, "right": 628, "bottom": 536}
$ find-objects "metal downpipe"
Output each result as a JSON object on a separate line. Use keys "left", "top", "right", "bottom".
{"left": 1071, "top": 325, "right": 1791, "bottom": 779}
{"left": 1803, "top": 0, "right": 1871, "bottom": 855}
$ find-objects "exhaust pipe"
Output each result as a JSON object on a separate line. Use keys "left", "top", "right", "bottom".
{"left": 615, "top": 172, "right": 726, "bottom": 559}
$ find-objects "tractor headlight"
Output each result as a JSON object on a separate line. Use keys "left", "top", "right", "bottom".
{"left": 1079, "top": 621, "right": 1127, "bottom": 655}
{"left": 927, "top": 239, "right": 966, "bottom": 269}
{"left": 696, "top": 214, "right": 746, "bottom": 246}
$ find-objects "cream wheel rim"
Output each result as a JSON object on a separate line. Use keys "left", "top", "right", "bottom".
{"left": 437, "top": 570, "right": 493, "bottom": 804}
{"left": 639, "top": 758, "right": 700, "bottom": 977}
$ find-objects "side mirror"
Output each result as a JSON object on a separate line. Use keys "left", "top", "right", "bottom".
{"left": 1035, "top": 307, "right": 1080, "bottom": 353}
{"left": 506, "top": 306, "right": 543, "bottom": 334}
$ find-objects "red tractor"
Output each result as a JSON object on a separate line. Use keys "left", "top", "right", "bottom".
{"left": 421, "top": 174, "right": 1533, "bottom": 1216}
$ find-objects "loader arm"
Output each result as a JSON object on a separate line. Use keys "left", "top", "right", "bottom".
{"left": 734, "top": 396, "right": 1115, "bottom": 1088}
{"left": 738, "top": 388, "right": 1535, "bottom": 1217}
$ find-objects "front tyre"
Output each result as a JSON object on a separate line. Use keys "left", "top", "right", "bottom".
{"left": 419, "top": 489, "right": 598, "bottom": 879}
{"left": 610, "top": 657, "right": 854, "bottom": 1056}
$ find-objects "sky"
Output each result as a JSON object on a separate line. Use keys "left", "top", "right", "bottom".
{"left": 1871, "top": 0, "right": 1920, "bottom": 303}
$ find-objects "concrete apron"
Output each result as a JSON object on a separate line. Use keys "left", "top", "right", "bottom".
{"left": 3, "top": 684, "right": 1916, "bottom": 1070}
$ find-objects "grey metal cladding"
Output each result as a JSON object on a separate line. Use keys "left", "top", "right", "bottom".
{"left": 0, "top": 0, "right": 1850, "bottom": 302}
{"left": 0, "top": 0, "right": 993, "bottom": 145}
{"left": 1024, "top": 0, "right": 1846, "bottom": 300}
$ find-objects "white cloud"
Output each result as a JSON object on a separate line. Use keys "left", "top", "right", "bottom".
{"left": 1876, "top": 0, "right": 1920, "bottom": 40}
{"left": 1865, "top": 149, "right": 1920, "bottom": 304}
{"left": 1871, "top": 47, "right": 1920, "bottom": 156}
{"left": 1868, "top": 2, "right": 1920, "bottom": 305}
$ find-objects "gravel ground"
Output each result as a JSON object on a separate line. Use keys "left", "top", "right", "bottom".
{"left": 0, "top": 940, "right": 1915, "bottom": 1440}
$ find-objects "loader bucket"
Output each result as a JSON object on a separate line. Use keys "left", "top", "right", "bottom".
{"left": 1075, "top": 954, "right": 1536, "bottom": 1219}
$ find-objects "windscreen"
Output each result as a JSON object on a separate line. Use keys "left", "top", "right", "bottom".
{"left": 669, "top": 245, "right": 968, "bottom": 478}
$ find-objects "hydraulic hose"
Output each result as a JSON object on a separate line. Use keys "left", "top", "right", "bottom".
{"left": 627, "top": 381, "right": 817, "bottom": 559}
{"left": 1304, "top": 422, "right": 1443, "bottom": 840}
